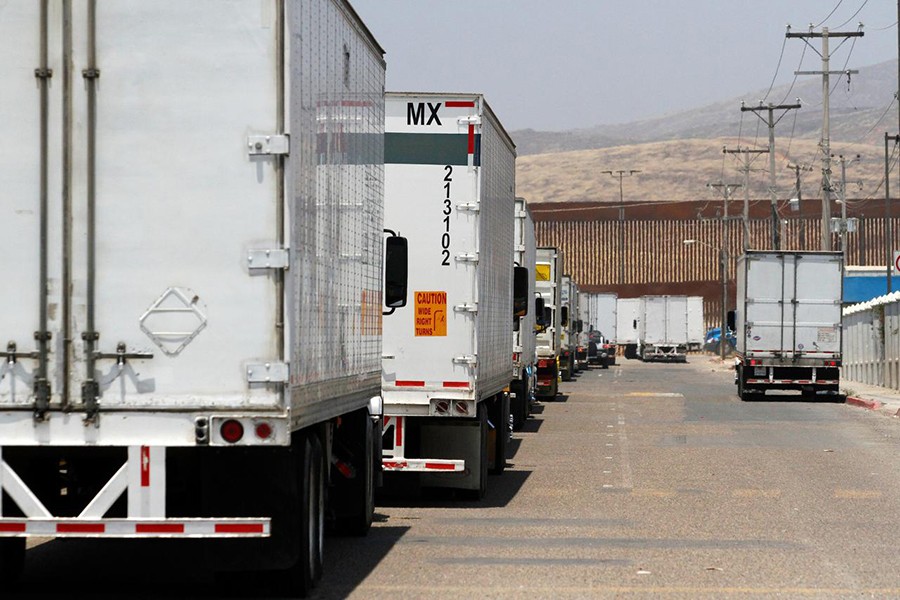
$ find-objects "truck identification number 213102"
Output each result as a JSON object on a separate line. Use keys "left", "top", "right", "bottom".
{"left": 441, "top": 165, "right": 452, "bottom": 266}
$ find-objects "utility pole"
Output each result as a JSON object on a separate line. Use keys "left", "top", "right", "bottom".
{"left": 724, "top": 146, "right": 768, "bottom": 251}
{"left": 886, "top": 135, "right": 900, "bottom": 293}
{"left": 741, "top": 100, "right": 801, "bottom": 251}
{"left": 602, "top": 169, "right": 641, "bottom": 285}
{"left": 787, "top": 24, "right": 864, "bottom": 251}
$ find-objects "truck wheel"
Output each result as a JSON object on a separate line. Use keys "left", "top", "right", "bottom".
{"left": 0, "top": 538, "right": 25, "bottom": 583}
{"left": 284, "top": 433, "right": 324, "bottom": 596}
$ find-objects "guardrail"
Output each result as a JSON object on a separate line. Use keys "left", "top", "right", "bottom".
{"left": 843, "top": 292, "right": 900, "bottom": 389}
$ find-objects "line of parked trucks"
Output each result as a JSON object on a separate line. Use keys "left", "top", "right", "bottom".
{"left": 0, "top": 1, "right": 847, "bottom": 596}
{"left": 0, "top": 1, "right": 614, "bottom": 595}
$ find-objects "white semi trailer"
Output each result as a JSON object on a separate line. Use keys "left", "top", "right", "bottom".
{"left": 380, "top": 92, "right": 517, "bottom": 498}
{"left": 586, "top": 293, "right": 618, "bottom": 367}
{"left": 511, "top": 198, "right": 537, "bottom": 430}
{"left": 638, "top": 296, "right": 689, "bottom": 362}
{"left": 0, "top": 2, "right": 401, "bottom": 594}
{"left": 535, "top": 248, "right": 563, "bottom": 398}
{"left": 734, "top": 251, "right": 843, "bottom": 400}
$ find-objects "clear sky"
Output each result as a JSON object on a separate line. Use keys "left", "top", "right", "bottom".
{"left": 349, "top": 1, "right": 898, "bottom": 131}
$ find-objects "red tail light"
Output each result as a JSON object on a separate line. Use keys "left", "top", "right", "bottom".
{"left": 220, "top": 420, "right": 244, "bottom": 444}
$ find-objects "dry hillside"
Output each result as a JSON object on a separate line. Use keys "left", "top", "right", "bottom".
{"left": 515, "top": 138, "right": 889, "bottom": 204}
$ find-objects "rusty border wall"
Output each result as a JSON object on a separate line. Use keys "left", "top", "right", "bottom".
{"left": 531, "top": 198, "right": 900, "bottom": 331}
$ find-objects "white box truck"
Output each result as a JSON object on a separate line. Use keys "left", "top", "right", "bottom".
{"left": 0, "top": 1, "right": 402, "bottom": 594}
{"left": 381, "top": 92, "right": 517, "bottom": 498}
{"left": 586, "top": 293, "right": 618, "bottom": 367}
{"left": 638, "top": 296, "right": 689, "bottom": 362}
{"left": 687, "top": 296, "right": 705, "bottom": 351}
{"left": 535, "top": 247, "right": 563, "bottom": 398}
{"left": 617, "top": 298, "right": 641, "bottom": 359}
{"left": 511, "top": 198, "right": 537, "bottom": 431}
{"left": 734, "top": 251, "right": 843, "bottom": 400}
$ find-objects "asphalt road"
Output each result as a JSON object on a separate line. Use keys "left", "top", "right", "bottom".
{"left": 318, "top": 357, "right": 900, "bottom": 599}
{"left": 14, "top": 357, "right": 900, "bottom": 598}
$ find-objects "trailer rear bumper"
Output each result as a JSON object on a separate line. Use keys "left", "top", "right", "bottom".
{"left": 0, "top": 517, "right": 270, "bottom": 538}
{"left": 0, "top": 445, "right": 271, "bottom": 539}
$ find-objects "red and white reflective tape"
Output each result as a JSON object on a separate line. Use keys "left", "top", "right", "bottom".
{"left": 392, "top": 380, "right": 472, "bottom": 390}
{"left": 0, "top": 518, "right": 270, "bottom": 538}
{"left": 382, "top": 458, "right": 464, "bottom": 473}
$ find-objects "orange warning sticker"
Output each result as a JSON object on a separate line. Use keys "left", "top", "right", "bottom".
{"left": 414, "top": 291, "right": 447, "bottom": 337}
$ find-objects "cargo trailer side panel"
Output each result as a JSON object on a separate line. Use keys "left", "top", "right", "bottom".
{"left": 475, "top": 103, "right": 516, "bottom": 397}
{"left": 287, "top": 0, "right": 387, "bottom": 426}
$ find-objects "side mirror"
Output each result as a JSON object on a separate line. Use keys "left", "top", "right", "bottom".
{"left": 632, "top": 319, "right": 637, "bottom": 330}
{"left": 560, "top": 306, "right": 569, "bottom": 328}
{"left": 384, "top": 235, "right": 408, "bottom": 314}
{"left": 513, "top": 267, "right": 529, "bottom": 317}
{"left": 576, "top": 319, "right": 583, "bottom": 333}
{"left": 727, "top": 310, "right": 736, "bottom": 332}
{"left": 534, "top": 297, "right": 546, "bottom": 323}
{"left": 543, "top": 307, "right": 552, "bottom": 328}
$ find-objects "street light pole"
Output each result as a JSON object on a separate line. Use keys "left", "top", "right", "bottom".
{"left": 602, "top": 169, "right": 642, "bottom": 285}
{"left": 684, "top": 239, "right": 728, "bottom": 361}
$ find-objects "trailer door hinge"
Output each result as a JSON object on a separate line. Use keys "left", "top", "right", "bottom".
{"left": 515, "top": 244, "right": 526, "bottom": 253}
{"left": 453, "top": 303, "right": 478, "bottom": 314}
{"left": 456, "top": 202, "right": 479, "bottom": 212}
{"left": 248, "top": 248, "right": 290, "bottom": 271}
{"left": 247, "top": 134, "right": 290, "bottom": 156}
{"left": 452, "top": 355, "right": 477, "bottom": 366}
{"left": 247, "top": 362, "right": 290, "bottom": 384}
{"left": 458, "top": 116, "right": 481, "bottom": 126}
{"left": 455, "top": 253, "right": 479, "bottom": 264}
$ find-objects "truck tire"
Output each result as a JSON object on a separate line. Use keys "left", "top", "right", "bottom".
{"left": 0, "top": 538, "right": 24, "bottom": 583}
{"left": 284, "top": 433, "right": 325, "bottom": 596}
{"left": 549, "top": 378, "right": 558, "bottom": 399}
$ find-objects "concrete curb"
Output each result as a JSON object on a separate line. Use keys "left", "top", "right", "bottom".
{"left": 845, "top": 396, "right": 883, "bottom": 411}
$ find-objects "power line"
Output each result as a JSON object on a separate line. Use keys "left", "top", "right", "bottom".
{"left": 816, "top": 0, "right": 845, "bottom": 27}
{"left": 835, "top": 0, "right": 868, "bottom": 29}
